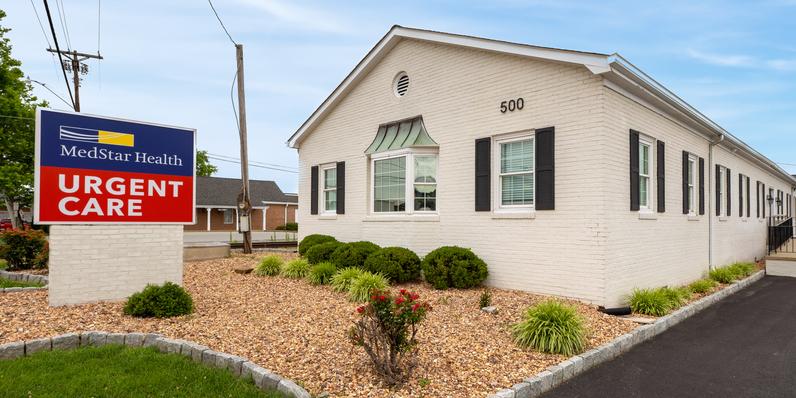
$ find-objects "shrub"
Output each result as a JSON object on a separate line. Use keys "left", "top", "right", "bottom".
{"left": 330, "top": 241, "right": 381, "bottom": 269}
{"left": 281, "top": 258, "right": 310, "bottom": 278}
{"left": 305, "top": 241, "right": 343, "bottom": 265}
{"left": 298, "top": 234, "right": 337, "bottom": 256}
{"left": 479, "top": 289, "right": 492, "bottom": 308}
{"left": 629, "top": 288, "right": 672, "bottom": 316}
{"left": 363, "top": 247, "right": 421, "bottom": 283}
{"left": 307, "top": 262, "right": 337, "bottom": 285}
{"left": 348, "top": 271, "right": 390, "bottom": 302}
{"left": 330, "top": 267, "right": 365, "bottom": 293}
{"left": 0, "top": 229, "right": 48, "bottom": 270}
{"left": 275, "top": 222, "right": 298, "bottom": 231}
{"left": 511, "top": 300, "right": 586, "bottom": 356}
{"left": 661, "top": 286, "right": 691, "bottom": 308}
{"left": 709, "top": 266, "right": 736, "bottom": 284}
{"left": 688, "top": 278, "right": 717, "bottom": 294}
{"left": 254, "top": 255, "right": 283, "bottom": 276}
{"left": 728, "top": 262, "right": 756, "bottom": 278}
{"left": 421, "top": 246, "right": 488, "bottom": 290}
{"left": 123, "top": 282, "right": 193, "bottom": 318}
{"left": 349, "top": 289, "right": 431, "bottom": 385}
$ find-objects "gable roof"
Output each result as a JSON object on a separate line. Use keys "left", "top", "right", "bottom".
{"left": 287, "top": 25, "right": 796, "bottom": 186}
{"left": 196, "top": 176, "right": 298, "bottom": 207}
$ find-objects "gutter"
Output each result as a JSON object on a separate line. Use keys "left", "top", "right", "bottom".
{"left": 708, "top": 134, "right": 725, "bottom": 269}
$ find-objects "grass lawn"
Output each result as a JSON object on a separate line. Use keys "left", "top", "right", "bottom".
{"left": 0, "top": 345, "right": 284, "bottom": 398}
{"left": 0, "top": 277, "right": 43, "bottom": 288}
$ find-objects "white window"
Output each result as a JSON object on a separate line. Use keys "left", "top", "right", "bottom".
{"left": 638, "top": 137, "right": 653, "bottom": 210}
{"left": 371, "top": 150, "right": 438, "bottom": 214}
{"left": 739, "top": 175, "right": 746, "bottom": 217}
{"left": 322, "top": 165, "right": 337, "bottom": 213}
{"left": 718, "top": 166, "right": 726, "bottom": 216}
{"left": 223, "top": 209, "right": 233, "bottom": 224}
{"left": 495, "top": 134, "right": 534, "bottom": 209}
{"left": 687, "top": 155, "right": 697, "bottom": 214}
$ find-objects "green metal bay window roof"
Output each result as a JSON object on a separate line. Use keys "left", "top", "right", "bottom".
{"left": 365, "top": 116, "right": 438, "bottom": 154}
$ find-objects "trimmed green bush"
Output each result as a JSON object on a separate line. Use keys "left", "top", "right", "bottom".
{"left": 629, "top": 288, "right": 671, "bottom": 316}
{"left": 709, "top": 267, "right": 736, "bottom": 284}
{"left": 123, "top": 282, "right": 193, "bottom": 318}
{"left": 688, "top": 278, "right": 717, "bottom": 294}
{"left": 280, "top": 258, "right": 311, "bottom": 278}
{"left": 254, "top": 255, "right": 283, "bottom": 276}
{"left": 728, "top": 262, "right": 756, "bottom": 278}
{"left": 330, "top": 241, "right": 381, "bottom": 269}
{"left": 330, "top": 267, "right": 365, "bottom": 293}
{"left": 363, "top": 247, "right": 421, "bottom": 283}
{"left": 421, "top": 246, "right": 488, "bottom": 289}
{"left": 307, "top": 262, "right": 337, "bottom": 285}
{"left": 298, "top": 234, "right": 337, "bottom": 256}
{"left": 348, "top": 271, "right": 390, "bottom": 302}
{"left": 511, "top": 300, "right": 586, "bottom": 355}
{"left": 305, "top": 241, "right": 343, "bottom": 265}
{"left": 0, "top": 229, "right": 48, "bottom": 270}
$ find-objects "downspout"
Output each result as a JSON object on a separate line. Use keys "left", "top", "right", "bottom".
{"left": 708, "top": 134, "right": 725, "bottom": 270}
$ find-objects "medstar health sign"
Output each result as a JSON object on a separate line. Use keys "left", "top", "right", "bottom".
{"left": 35, "top": 109, "right": 196, "bottom": 224}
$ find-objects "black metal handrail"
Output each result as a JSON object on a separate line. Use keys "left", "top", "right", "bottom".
{"left": 767, "top": 216, "right": 794, "bottom": 255}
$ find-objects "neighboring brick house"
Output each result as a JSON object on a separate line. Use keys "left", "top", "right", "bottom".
{"left": 184, "top": 176, "right": 298, "bottom": 232}
{"left": 288, "top": 26, "right": 796, "bottom": 308}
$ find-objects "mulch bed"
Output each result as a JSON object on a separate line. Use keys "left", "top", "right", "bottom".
{"left": 0, "top": 253, "right": 637, "bottom": 397}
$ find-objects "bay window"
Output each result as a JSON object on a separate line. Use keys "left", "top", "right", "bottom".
{"left": 371, "top": 150, "right": 437, "bottom": 214}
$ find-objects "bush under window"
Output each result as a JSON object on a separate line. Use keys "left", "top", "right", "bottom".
{"left": 363, "top": 247, "right": 421, "bottom": 283}
{"left": 421, "top": 246, "right": 488, "bottom": 289}
{"left": 298, "top": 234, "right": 337, "bottom": 256}
{"left": 305, "top": 241, "right": 343, "bottom": 265}
{"left": 330, "top": 241, "right": 380, "bottom": 269}
{"left": 0, "top": 229, "right": 48, "bottom": 270}
{"left": 511, "top": 300, "right": 586, "bottom": 356}
{"left": 123, "top": 282, "right": 193, "bottom": 318}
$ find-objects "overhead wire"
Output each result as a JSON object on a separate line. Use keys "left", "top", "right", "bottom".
{"left": 208, "top": 153, "right": 298, "bottom": 171}
{"left": 41, "top": 0, "right": 76, "bottom": 110}
{"left": 206, "top": 155, "right": 299, "bottom": 174}
{"left": 54, "top": 0, "right": 72, "bottom": 50}
{"left": 29, "top": 0, "right": 52, "bottom": 48}
{"left": 27, "top": 78, "right": 74, "bottom": 108}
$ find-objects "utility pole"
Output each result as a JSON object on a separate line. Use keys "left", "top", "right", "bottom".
{"left": 235, "top": 44, "right": 253, "bottom": 254}
{"left": 46, "top": 48, "right": 103, "bottom": 112}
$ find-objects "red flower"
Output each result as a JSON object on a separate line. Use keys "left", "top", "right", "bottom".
{"left": 399, "top": 289, "right": 407, "bottom": 295}
{"left": 396, "top": 297, "right": 405, "bottom": 305}
{"left": 412, "top": 303, "right": 421, "bottom": 312}
{"left": 410, "top": 293, "right": 419, "bottom": 301}
{"left": 379, "top": 295, "right": 386, "bottom": 302}
{"left": 356, "top": 306, "right": 365, "bottom": 314}
{"left": 371, "top": 295, "right": 377, "bottom": 301}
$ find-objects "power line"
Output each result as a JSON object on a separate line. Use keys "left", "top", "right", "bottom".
{"left": 29, "top": 0, "right": 52, "bottom": 48}
{"left": 0, "top": 114, "right": 35, "bottom": 121}
{"left": 42, "top": 0, "right": 76, "bottom": 110}
{"left": 207, "top": 0, "right": 237, "bottom": 45}
{"left": 54, "top": 0, "right": 71, "bottom": 50}
{"left": 206, "top": 155, "right": 298, "bottom": 174}
{"left": 96, "top": 0, "right": 101, "bottom": 53}
{"left": 208, "top": 152, "right": 298, "bottom": 171}
{"left": 27, "top": 78, "right": 73, "bottom": 108}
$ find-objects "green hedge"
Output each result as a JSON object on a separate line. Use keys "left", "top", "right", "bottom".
{"left": 330, "top": 241, "right": 380, "bottom": 269}
{"left": 363, "top": 247, "right": 421, "bottom": 283}
{"left": 298, "top": 234, "right": 336, "bottom": 256}
{"left": 123, "top": 282, "right": 193, "bottom": 318}
{"left": 305, "top": 241, "right": 343, "bottom": 265}
{"left": 421, "top": 246, "right": 488, "bottom": 289}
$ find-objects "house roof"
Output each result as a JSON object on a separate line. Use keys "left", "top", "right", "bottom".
{"left": 287, "top": 25, "right": 796, "bottom": 186}
{"left": 196, "top": 176, "right": 298, "bottom": 207}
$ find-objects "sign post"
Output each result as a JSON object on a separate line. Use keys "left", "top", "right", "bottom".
{"left": 35, "top": 108, "right": 196, "bottom": 306}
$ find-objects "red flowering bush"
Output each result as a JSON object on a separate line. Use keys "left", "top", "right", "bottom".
{"left": 349, "top": 289, "right": 431, "bottom": 385}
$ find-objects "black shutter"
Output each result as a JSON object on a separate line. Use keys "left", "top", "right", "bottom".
{"left": 715, "top": 165, "right": 721, "bottom": 216}
{"left": 657, "top": 141, "right": 665, "bottom": 213}
{"left": 698, "top": 157, "right": 705, "bottom": 215}
{"left": 336, "top": 161, "right": 345, "bottom": 215}
{"left": 475, "top": 138, "right": 491, "bottom": 211}
{"left": 629, "top": 130, "right": 640, "bottom": 211}
{"left": 762, "top": 183, "right": 766, "bottom": 217}
{"left": 535, "top": 127, "right": 555, "bottom": 210}
{"left": 682, "top": 151, "right": 689, "bottom": 214}
{"left": 756, "top": 181, "right": 761, "bottom": 218}
{"left": 726, "top": 168, "right": 731, "bottom": 216}
{"left": 746, "top": 176, "right": 750, "bottom": 218}
{"left": 310, "top": 166, "right": 319, "bottom": 215}
{"left": 738, "top": 174, "right": 743, "bottom": 217}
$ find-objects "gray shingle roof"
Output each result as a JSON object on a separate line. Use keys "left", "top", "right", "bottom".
{"left": 196, "top": 176, "right": 297, "bottom": 207}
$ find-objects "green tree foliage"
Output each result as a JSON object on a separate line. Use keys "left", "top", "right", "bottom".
{"left": 0, "top": 9, "right": 47, "bottom": 227}
{"left": 195, "top": 150, "right": 217, "bottom": 177}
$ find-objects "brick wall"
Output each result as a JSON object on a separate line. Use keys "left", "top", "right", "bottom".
{"left": 48, "top": 224, "right": 183, "bottom": 306}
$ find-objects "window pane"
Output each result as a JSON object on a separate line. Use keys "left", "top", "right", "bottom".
{"left": 325, "top": 190, "right": 336, "bottom": 211}
{"left": 501, "top": 139, "right": 533, "bottom": 173}
{"left": 414, "top": 185, "right": 436, "bottom": 211}
{"left": 501, "top": 174, "right": 534, "bottom": 205}
{"left": 640, "top": 176, "right": 649, "bottom": 207}
{"left": 324, "top": 168, "right": 336, "bottom": 189}
{"left": 373, "top": 157, "right": 406, "bottom": 212}
{"left": 414, "top": 156, "right": 437, "bottom": 183}
{"left": 640, "top": 143, "right": 649, "bottom": 175}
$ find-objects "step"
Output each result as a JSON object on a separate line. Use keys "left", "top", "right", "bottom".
{"left": 766, "top": 255, "right": 796, "bottom": 278}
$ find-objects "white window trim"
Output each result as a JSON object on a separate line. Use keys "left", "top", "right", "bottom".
{"left": 493, "top": 131, "right": 535, "bottom": 214}
{"left": 717, "top": 166, "right": 726, "bottom": 217}
{"left": 638, "top": 135, "right": 654, "bottom": 213}
{"left": 687, "top": 154, "right": 697, "bottom": 215}
{"left": 369, "top": 147, "right": 439, "bottom": 216}
{"left": 320, "top": 163, "right": 337, "bottom": 215}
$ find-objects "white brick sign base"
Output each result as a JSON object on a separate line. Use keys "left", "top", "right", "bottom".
{"left": 0, "top": 331, "right": 310, "bottom": 398}
{"left": 488, "top": 271, "right": 766, "bottom": 398}
{"left": 48, "top": 225, "right": 184, "bottom": 306}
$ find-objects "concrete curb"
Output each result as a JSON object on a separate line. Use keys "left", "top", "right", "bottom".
{"left": 0, "top": 270, "right": 48, "bottom": 293}
{"left": 488, "top": 270, "right": 765, "bottom": 398}
{"left": 0, "top": 331, "right": 310, "bottom": 398}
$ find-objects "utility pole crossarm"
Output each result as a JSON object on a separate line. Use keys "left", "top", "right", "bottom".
{"left": 46, "top": 48, "right": 104, "bottom": 60}
{"left": 45, "top": 48, "right": 103, "bottom": 113}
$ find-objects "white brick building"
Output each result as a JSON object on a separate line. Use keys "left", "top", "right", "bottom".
{"left": 287, "top": 26, "right": 796, "bottom": 308}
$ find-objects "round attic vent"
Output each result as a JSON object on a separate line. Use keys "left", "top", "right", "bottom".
{"left": 394, "top": 72, "right": 409, "bottom": 97}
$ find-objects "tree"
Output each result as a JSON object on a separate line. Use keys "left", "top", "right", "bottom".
{"left": 0, "top": 9, "right": 46, "bottom": 229}
{"left": 196, "top": 150, "right": 217, "bottom": 177}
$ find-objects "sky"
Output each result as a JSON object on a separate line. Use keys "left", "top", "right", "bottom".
{"left": 5, "top": 0, "right": 796, "bottom": 193}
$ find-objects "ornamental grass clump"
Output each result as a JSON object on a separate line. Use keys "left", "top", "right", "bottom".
{"left": 511, "top": 300, "right": 586, "bottom": 356}
{"left": 349, "top": 289, "right": 431, "bottom": 385}
{"left": 307, "top": 262, "right": 337, "bottom": 285}
{"left": 254, "top": 255, "right": 283, "bottom": 276}
{"left": 348, "top": 271, "right": 390, "bottom": 302}
{"left": 660, "top": 286, "right": 692, "bottom": 308}
{"left": 280, "top": 258, "right": 310, "bottom": 278}
{"left": 728, "top": 262, "right": 756, "bottom": 278}
{"left": 688, "top": 278, "right": 717, "bottom": 294}
{"left": 330, "top": 267, "right": 364, "bottom": 293}
{"left": 709, "top": 266, "right": 736, "bottom": 284}
{"left": 123, "top": 282, "right": 193, "bottom": 318}
{"left": 629, "top": 288, "right": 672, "bottom": 316}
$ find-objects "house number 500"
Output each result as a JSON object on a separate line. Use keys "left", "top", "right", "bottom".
{"left": 500, "top": 98, "right": 524, "bottom": 113}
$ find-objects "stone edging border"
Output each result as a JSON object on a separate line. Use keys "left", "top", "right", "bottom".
{"left": 489, "top": 270, "right": 766, "bottom": 398}
{"left": 0, "top": 270, "right": 48, "bottom": 293}
{"left": 0, "top": 331, "right": 311, "bottom": 398}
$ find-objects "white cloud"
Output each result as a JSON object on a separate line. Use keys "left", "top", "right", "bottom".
{"left": 235, "top": 0, "right": 354, "bottom": 34}
{"left": 686, "top": 49, "right": 755, "bottom": 67}
{"left": 767, "top": 59, "right": 796, "bottom": 71}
